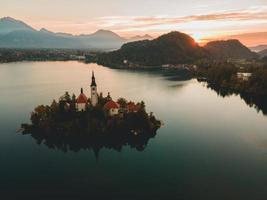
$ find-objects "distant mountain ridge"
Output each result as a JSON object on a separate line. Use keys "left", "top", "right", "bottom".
{"left": 0, "top": 17, "right": 35, "bottom": 35}
{"left": 0, "top": 17, "right": 131, "bottom": 50}
{"left": 250, "top": 45, "right": 267, "bottom": 52}
{"left": 0, "top": 17, "right": 159, "bottom": 50}
{"left": 128, "top": 34, "right": 153, "bottom": 42}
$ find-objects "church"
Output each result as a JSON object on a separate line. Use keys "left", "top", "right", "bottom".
{"left": 76, "top": 71, "right": 99, "bottom": 111}
{"left": 76, "top": 71, "right": 120, "bottom": 116}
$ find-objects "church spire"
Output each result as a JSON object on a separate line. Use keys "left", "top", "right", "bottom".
{"left": 91, "top": 71, "right": 97, "bottom": 87}
{"left": 90, "top": 71, "right": 98, "bottom": 107}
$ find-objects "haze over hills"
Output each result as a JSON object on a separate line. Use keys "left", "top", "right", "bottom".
{"left": 250, "top": 45, "right": 267, "bottom": 52}
{"left": 0, "top": 17, "right": 147, "bottom": 50}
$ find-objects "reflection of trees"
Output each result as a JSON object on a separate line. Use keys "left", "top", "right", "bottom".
{"left": 240, "top": 93, "right": 267, "bottom": 115}
{"left": 22, "top": 128, "right": 157, "bottom": 160}
{"left": 207, "top": 83, "right": 267, "bottom": 115}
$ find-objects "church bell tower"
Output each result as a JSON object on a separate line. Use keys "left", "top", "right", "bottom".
{"left": 91, "top": 71, "right": 98, "bottom": 106}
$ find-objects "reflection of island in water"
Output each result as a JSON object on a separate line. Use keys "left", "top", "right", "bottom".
{"left": 206, "top": 83, "right": 267, "bottom": 115}
{"left": 21, "top": 71, "right": 161, "bottom": 159}
{"left": 22, "top": 127, "right": 158, "bottom": 160}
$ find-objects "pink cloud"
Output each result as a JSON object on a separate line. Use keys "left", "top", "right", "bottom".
{"left": 99, "top": 8, "right": 267, "bottom": 31}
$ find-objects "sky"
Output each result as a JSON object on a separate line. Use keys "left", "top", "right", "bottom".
{"left": 1, "top": 0, "right": 267, "bottom": 46}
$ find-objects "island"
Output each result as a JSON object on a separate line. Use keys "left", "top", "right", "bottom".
{"left": 21, "top": 72, "right": 161, "bottom": 156}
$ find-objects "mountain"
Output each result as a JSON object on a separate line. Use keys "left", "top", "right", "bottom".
{"left": 203, "top": 40, "right": 258, "bottom": 60}
{"left": 129, "top": 34, "right": 153, "bottom": 42}
{"left": 84, "top": 29, "right": 123, "bottom": 40}
{"left": 77, "top": 29, "right": 127, "bottom": 50}
{"left": 97, "top": 31, "right": 207, "bottom": 67}
{"left": 40, "top": 28, "right": 55, "bottom": 35}
{"left": 0, "top": 17, "right": 35, "bottom": 35}
{"left": 55, "top": 32, "right": 74, "bottom": 37}
{"left": 0, "top": 29, "right": 86, "bottom": 49}
{"left": 250, "top": 45, "right": 267, "bottom": 52}
{"left": 0, "top": 17, "right": 126, "bottom": 50}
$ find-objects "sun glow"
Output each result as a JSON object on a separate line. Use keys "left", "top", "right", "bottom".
{"left": 191, "top": 32, "right": 216, "bottom": 45}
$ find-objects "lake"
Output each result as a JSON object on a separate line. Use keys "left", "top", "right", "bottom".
{"left": 1, "top": 61, "right": 267, "bottom": 200}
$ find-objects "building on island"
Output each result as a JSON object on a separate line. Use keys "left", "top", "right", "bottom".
{"left": 104, "top": 100, "right": 120, "bottom": 116}
{"left": 126, "top": 102, "right": 140, "bottom": 113}
{"left": 73, "top": 72, "right": 140, "bottom": 116}
{"left": 76, "top": 88, "right": 88, "bottom": 111}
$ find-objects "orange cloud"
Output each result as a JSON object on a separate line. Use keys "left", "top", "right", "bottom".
{"left": 100, "top": 8, "right": 267, "bottom": 30}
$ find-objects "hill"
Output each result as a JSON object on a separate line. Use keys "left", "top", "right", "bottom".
{"left": 97, "top": 31, "right": 207, "bottom": 67}
{"left": 77, "top": 29, "right": 127, "bottom": 50}
{"left": 204, "top": 40, "right": 257, "bottom": 60}
{"left": 0, "top": 29, "right": 86, "bottom": 49}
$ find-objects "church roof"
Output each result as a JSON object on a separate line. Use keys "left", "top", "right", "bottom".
{"left": 77, "top": 92, "right": 88, "bottom": 104}
{"left": 104, "top": 100, "right": 120, "bottom": 110}
{"left": 91, "top": 71, "right": 97, "bottom": 87}
{"left": 127, "top": 102, "right": 140, "bottom": 112}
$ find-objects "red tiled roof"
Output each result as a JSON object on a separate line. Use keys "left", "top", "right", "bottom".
{"left": 127, "top": 102, "right": 140, "bottom": 112}
{"left": 77, "top": 93, "right": 88, "bottom": 103}
{"left": 104, "top": 100, "right": 120, "bottom": 109}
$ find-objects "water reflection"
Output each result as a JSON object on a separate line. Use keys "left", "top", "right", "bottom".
{"left": 22, "top": 128, "right": 157, "bottom": 160}
{"left": 206, "top": 83, "right": 267, "bottom": 115}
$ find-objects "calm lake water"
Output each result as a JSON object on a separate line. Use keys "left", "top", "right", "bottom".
{"left": 1, "top": 61, "right": 267, "bottom": 200}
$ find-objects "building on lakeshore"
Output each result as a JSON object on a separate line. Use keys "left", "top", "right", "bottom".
{"left": 237, "top": 72, "right": 252, "bottom": 81}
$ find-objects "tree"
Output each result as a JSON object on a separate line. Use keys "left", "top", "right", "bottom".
{"left": 50, "top": 100, "right": 59, "bottom": 113}
{"left": 248, "top": 68, "right": 267, "bottom": 95}
{"left": 207, "top": 63, "right": 237, "bottom": 84}
{"left": 70, "top": 94, "right": 77, "bottom": 111}
{"left": 60, "top": 91, "right": 71, "bottom": 102}
{"left": 117, "top": 98, "right": 127, "bottom": 108}
{"left": 140, "top": 101, "right": 146, "bottom": 110}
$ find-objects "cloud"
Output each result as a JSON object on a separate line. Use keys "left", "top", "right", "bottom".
{"left": 98, "top": 7, "right": 267, "bottom": 31}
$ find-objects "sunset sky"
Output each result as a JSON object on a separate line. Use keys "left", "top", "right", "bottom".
{"left": 1, "top": 0, "right": 267, "bottom": 46}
